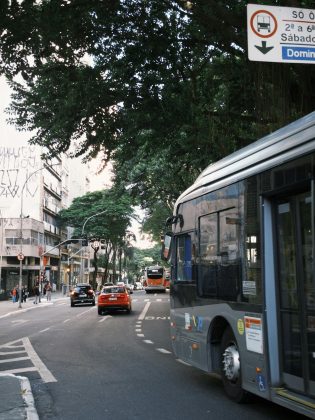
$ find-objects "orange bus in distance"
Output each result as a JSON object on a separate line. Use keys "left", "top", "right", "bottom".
{"left": 144, "top": 266, "right": 166, "bottom": 293}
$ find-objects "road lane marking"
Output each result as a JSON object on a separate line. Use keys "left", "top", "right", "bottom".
{"left": 143, "top": 340, "right": 154, "bottom": 344}
{"left": 135, "top": 329, "right": 142, "bottom": 332}
{"left": 138, "top": 302, "right": 151, "bottom": 320}
{"left": 176, "top": 359, "right": 191, "bottom": 366}
{"left": 39, "top": 328, "right": 50, "bottom": 333}
{"left": 0, "top": 337, "right": 57, "bottom": 382}
{"left": 156, "top": 348, "right": 172, "bottom": 354}
{"left": 1, "top": 367, "right": 38, "bottom": 375}
{"left": 11, "top": 320, "right": 29, "bottom": 326}
{"left": 137, "top": 334, "right": 144, "bottom": 337}
{"left": 98, "top": 315, "right": 112, "bottom": 322}
{"left": 63, "top": 319, "right": 71, "bottom": 323}
{"left": 0, "top": 356, "right": 30, "bottom": 363}
{"left": 0, "top": 350, "right": 25, "bottom": 355}
{"left": 23, "top": 337, "right": 57, "bottom": 383}
{"left": 76, "top": 307, "right": 96, "bottom": 317}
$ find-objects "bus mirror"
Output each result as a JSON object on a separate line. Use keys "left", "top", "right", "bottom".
{"left": 161, "top": 232, "right": 172, "bottom": 261}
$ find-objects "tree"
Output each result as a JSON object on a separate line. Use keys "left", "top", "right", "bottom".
{"left": 1, "top": 0, "right": 315, "bottom": 223}
{"left": 58, "top": 188, "right": 135, "bottom": 287}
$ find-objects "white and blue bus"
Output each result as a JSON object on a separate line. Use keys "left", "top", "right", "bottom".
{"left": 162, "top": 112, "right": 315, "bottom": 418}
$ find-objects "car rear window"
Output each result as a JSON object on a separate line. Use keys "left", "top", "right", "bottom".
{"left": 102, "top": 287, "right": 125, "bottom": 294}
{"left": 76, "top": 286, "right": 91, "bottom": 293}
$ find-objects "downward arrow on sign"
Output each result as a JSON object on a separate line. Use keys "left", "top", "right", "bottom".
{"left": 255, "top": 41, "right": 274, "bottom": 54}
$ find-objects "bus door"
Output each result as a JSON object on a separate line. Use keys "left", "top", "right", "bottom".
{"left": 275, "top": 189, "right": 315, "bottom": 396}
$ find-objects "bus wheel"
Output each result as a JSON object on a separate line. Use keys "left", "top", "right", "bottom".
{"left": 220, "top": 327, "right": 249, "bottom": 403}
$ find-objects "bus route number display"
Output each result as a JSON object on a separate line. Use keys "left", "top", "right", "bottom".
{"left": 247, "top": 4, "right": 315, "bottom": 64}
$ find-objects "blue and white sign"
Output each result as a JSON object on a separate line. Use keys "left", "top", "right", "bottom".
{"left": 247, "top": 4, "right": 315, "bottom": 64}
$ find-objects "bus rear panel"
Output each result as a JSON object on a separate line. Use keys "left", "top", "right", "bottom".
{"left": 144, "top": 266, "right": 166, "bottom": 293}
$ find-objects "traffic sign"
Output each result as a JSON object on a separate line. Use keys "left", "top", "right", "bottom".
{"left": 17, "top": 252, "right": 24, "bottom": 261}
{"left": 247, "top": 4, "right": 315, "bottom": 64}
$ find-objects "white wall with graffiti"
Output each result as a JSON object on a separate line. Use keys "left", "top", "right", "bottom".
{"left": 0, "top": 143, "right": 43, "bottom": 220}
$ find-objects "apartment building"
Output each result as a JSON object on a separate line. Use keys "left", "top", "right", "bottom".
{"left": 0, "top": 143, "right": 92, "bottom": 299}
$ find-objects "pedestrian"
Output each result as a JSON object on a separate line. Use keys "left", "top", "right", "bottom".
{"left": 33, "top": 282, "right": 40, "bottom": 304}
{"left": 11, "top": 286, "right": 17, "bottom": 303}
{"left": 15, "top": 285, "right": 19, "bottom": 303}
{"left": 46, "top": 282, "right": 52, "bottom": 301}
{"left": 22, "top": 286, "right": 27, "bottom": 303}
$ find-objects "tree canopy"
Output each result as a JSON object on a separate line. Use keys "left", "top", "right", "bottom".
{"left": 58, "top": 188, "right": 134, "bottom": 241}
{"left": 1, "top": 0, "right": 315, "bottom": 232}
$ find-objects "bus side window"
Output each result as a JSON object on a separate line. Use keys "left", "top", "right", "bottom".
{"left": 198, "top": 214, "right": 218, "bottom": 296}
{"left": 198, "top": 210, "right": 241, "bottom": 300}
{"left": 175, "top": 234, "right": 194, "bottom": 282}
{"left": 217, "top": 210, "right": 241, "bottom": 300}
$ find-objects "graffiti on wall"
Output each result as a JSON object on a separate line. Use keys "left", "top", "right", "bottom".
{"left": 0, "top": 146, "right": 40, "bottom": 198}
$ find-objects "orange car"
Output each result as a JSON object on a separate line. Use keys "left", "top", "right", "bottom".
{"left": 97, "top": 285, "right": 132, "bottom": 315}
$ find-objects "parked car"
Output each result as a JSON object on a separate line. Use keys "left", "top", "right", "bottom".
{"left": 70, "top": 283, "right": 95, "bottom": 307}
{"left": 97, "top": 285, "right": 132, "bottom": 315}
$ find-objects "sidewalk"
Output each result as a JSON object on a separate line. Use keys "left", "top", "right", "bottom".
{"left": 0, "top": 292, "right": 68, "bottom": 419}
{"left": 0, "top": 374, "right": 38, "bottom": 420}
{"left": 0, "top": 291, "right": 68, "bottom": 319}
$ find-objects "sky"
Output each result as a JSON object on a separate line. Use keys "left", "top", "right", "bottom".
{"left": 0, "top": 76, "right": 154, "bottom": 249}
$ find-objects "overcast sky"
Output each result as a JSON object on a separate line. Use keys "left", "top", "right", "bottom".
{"left": 0, "top": 76, "right": 153, "bottom": 248}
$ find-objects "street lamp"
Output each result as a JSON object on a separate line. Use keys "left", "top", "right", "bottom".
{"left": 81, "top": 210, "right": 109, "bottom": 236}
{"left": 18, "top": 163, "right": 59, "bottom": 309}
{"left": 80, "top": 210, "right": 109, "bottom": 282}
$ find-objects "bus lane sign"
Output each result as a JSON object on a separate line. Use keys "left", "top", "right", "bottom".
{"left": 247, "top": 4, "right": 315, "bottom": 63}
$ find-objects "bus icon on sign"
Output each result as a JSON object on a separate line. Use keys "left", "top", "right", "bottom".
{"left": 257, "top": 15, "right": 271, "bottom": 33}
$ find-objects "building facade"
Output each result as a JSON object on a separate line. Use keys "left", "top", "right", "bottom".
{"left": 0, "top": 144, "right": 92, "bottom": 299}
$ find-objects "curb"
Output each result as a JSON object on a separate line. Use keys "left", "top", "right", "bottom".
{"left": 19, "top": 375, "right": 39, "bottom": 420}
{"left": 0, "top": 373, "right": 39, "bottom": 420}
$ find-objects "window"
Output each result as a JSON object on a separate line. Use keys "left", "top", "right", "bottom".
{"left": 198, "top": 208, "right": 241, "bottom": 300}
{"left": 175, "top": 233, "right": 195, "bottom": 282}
{"left": 243, "top": 177, "right": 262, "bottom": 303}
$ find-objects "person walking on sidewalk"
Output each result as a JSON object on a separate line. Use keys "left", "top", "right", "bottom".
{"left": 46, "top": 282, "right": 52, "bottom": 301}
{"left": 33, "top": 282, "right": 40, "bottom": 304}
{"left": 11, "top": 286, "right": 17, "bottom": 303}
{"left": 22, "top": 286, "right": 27, "bottom": 303}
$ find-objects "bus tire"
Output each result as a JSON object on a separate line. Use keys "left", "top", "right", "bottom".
{"left": 220, "top": 327, "right": 250, "bottom": 403}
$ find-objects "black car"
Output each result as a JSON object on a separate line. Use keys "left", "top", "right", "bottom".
{"left": 70, "top": 283, "right": 95, "bottom": 307}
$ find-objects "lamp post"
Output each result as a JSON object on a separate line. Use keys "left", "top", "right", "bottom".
{"left": 18, "top": 163, "right": 59, "bottom": 309}
{"left": 80, "top": 210, "right": 109, "bottom": 282}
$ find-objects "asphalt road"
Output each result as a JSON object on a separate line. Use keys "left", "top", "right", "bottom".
{"left": 0, "top": 291, "right": 306, "bottom": 420}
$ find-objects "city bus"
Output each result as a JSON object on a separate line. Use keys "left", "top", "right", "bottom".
{"left": 144, "top": 265, "right": 166, "bottom": 293}
{"left": 161, "top": 112, "right": 315, "bottom": 418}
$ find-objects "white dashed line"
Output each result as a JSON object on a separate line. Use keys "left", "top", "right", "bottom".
{"left": 143, "top": 340, "right": 154, "bottom": 344}
{"left": 39, "top": 328, "right": 50, "bottom": 333}
{"left": 138, "top": 302, "right": 151, "bottom": 320}
{"left": 137, "top": 334, "right": 145, "bottom": 337}
{"left": 176, "top": 359, "right": 191, "bottom": 366}
{"left": 156, "top": 348, "right": 172, "bottom": 354}
{"left": 98, "top": 315, "right": 112, "bottom": 322}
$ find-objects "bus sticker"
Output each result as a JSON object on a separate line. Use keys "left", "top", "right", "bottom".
{"left": 185, "top": 313, "right": 191, "bottom": 330}
{"left": 237, "top": 318, "right": 245, "bottom": 335}
{"left": 245, "top": 316, "right": 263, "bottom": 354}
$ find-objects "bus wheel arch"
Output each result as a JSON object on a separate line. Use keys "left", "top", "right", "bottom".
{"left": 208, "top": 316, "right": 229, "bottom": 374}
{"left": 220, "top": 326, "right": 250, "bottom": 403}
